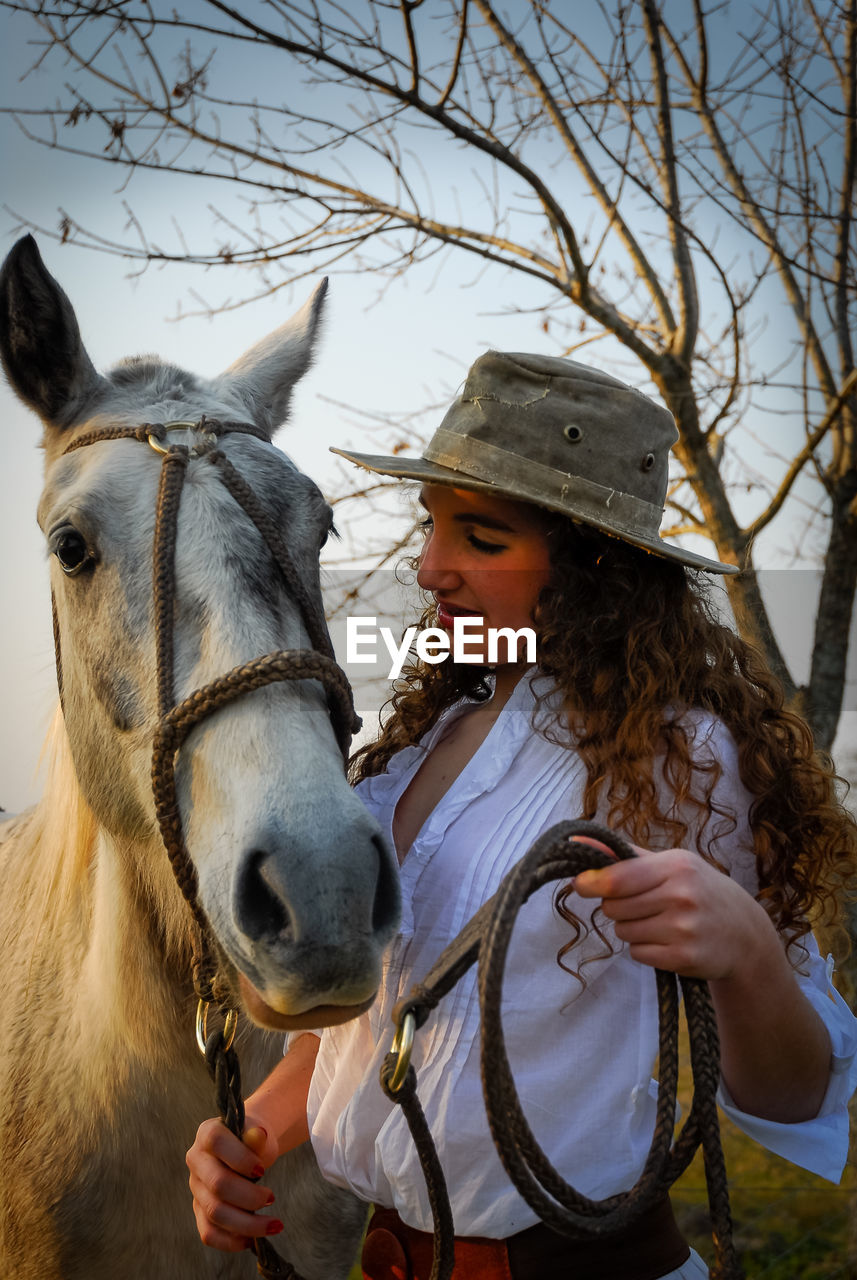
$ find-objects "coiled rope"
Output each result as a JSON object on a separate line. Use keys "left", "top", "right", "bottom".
{"left": 379, "top": 820, "right": 742, "bottom": 1280}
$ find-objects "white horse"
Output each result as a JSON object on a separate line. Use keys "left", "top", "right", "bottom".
{"left": 0, "top": 236, "right": 399, "bottom": 1279}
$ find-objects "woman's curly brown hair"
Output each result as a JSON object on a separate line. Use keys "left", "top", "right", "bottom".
{"left": 351, "top": 510, "right": 857, "bottom": 957}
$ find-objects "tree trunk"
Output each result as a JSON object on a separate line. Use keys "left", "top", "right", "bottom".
{"left": 801, "top": 478, "right": 857, "bottom": 754}
{"left": 657, "top": 367, "right": 796, "bottom": 698}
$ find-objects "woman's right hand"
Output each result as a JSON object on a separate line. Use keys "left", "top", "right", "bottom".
{"left": 187, "top": 1119, "right": 285, "bottom": 1252}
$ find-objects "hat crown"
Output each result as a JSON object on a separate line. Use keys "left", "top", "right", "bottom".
{"left": 430, "top": 350, "right": 678, "bottom": 517}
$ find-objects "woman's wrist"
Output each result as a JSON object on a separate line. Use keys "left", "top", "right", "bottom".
{"left": 707, "top": 916, "right": 831, "bottom": 1122}
{"left": 244, "top": 1033, "right": 320, "bottom": 1161}
{"left": 706, "top": 893, "right": 780, "bottom": 989}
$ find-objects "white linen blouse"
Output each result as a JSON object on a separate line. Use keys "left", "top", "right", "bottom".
{"left": 305, "top": 672, "right": 857, "bottom": 1238}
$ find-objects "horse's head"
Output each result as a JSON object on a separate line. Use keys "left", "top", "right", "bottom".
{"left": 0, "top": 235, "right": 400, "bottom": 1029}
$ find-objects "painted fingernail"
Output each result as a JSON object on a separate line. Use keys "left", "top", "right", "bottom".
{"left": 264, "top": 1193, "right": 275, "bottom": 1207}
{"left": 251, "top": 1163, "right": 265, "bottom": 1179}
{"left": 267, "top": 1219, "right": 284, "bottom": 1235}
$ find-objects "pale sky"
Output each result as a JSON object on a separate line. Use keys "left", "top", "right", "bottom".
{"left": 0, "top": 116, "right": 565, "bottom": 809}
{"left": 2, "top": 4, "right": 854, "bottom": 813}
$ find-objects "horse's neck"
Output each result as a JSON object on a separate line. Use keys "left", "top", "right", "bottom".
{"left": 81, "top": 826, "right": 196, "bottom": 1043}
{"left": 24, "top": 712, "right": 196, "bottom": 1051}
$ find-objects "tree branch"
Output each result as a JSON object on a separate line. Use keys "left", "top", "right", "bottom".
{"left": 641, "top": 0, "right": 698, "bottom": 364}
{"left": 744, "top": 368, "right": 857, "bottom": 540}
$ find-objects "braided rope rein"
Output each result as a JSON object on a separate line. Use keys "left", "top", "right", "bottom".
{"left": 380, "top": 820, "right": 743, "bottom": 1280}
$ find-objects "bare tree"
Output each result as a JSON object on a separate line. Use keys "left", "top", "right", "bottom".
{"left": 3, "top": 0, "right": 856, "bottom": 754}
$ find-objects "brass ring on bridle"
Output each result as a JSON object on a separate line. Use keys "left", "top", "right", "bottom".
{"left": 148, "top": 422, "right": 218, "bottom": 455}
{"left": 195, "top": 999, "right": 239, "bottom": 1056}
{"left": 388, "top": 1010, "right": 416, "bottom": 1092}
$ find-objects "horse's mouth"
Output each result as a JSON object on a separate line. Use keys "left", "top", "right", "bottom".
{"left": 238, "top": 973, "right": 377, "bottom": 1030}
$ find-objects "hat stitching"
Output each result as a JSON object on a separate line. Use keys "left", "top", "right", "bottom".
{"left": 465, "top": 382, "right": 551, "bottom": 410}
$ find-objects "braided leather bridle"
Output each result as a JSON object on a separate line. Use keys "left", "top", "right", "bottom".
{"left": 58, "top": 417, "right": 359, "bottom": 1279}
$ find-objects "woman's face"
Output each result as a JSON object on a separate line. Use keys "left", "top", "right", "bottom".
{"left": 416, "top": 484, "right": 553, "bottom": 660}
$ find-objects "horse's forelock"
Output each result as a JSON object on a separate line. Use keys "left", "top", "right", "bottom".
{"left": 90, "top": 358, "right": 255, "bottom": 432}
{"left": 109, "top": 357, "right": 198, "bottom": 393}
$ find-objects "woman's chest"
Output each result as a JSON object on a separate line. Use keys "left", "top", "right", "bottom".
{"left": 391, "top": 705, "right": 503, "bottom": 862}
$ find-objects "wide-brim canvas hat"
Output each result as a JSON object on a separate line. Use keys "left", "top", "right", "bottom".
{"left": 331, "top": 350, "right": 737, "bottom": 575}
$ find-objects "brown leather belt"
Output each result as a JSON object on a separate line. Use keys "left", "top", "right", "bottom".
{"left": 362, "top": 1197, "right": 691, "bottom": 1279}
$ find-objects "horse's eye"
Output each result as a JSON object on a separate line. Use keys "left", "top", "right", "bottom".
{"left": 54, "top": 530, "right": 92, "bottom": 576}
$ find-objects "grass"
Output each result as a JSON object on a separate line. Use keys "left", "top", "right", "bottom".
{"left": 671, "top": 1043, "right": 857, "bottom": 1279}
{"left": 672, "top": 1123, "right": 856, "bottom": 1278}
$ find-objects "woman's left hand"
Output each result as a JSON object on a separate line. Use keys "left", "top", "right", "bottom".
{"left": 573, "top": 842, "right": 768, "bottom": 981}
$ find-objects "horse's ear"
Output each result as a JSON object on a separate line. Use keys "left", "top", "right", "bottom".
{"left": 216, "top": 278, "right": 328, "bottom": 431}
{"left": 0, "top": 236, "right": 102, "bottom": 432}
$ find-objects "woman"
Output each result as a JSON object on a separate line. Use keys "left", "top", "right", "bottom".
{"left": 187, "top": 351, "right": 857, "bottom": 1279}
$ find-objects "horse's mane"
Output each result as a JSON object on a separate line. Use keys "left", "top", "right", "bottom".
{"left": 25, "top": 706, "right": 98, "bottom": 903}
{"left": 17, "top": 707, "right": 197, "bottom": 1001}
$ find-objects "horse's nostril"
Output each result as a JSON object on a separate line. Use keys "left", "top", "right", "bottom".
{"left": 371, "top": 834, "right": 400, "bottom": 937}
{"left": 235, "top": 849, "right": 291, "bottom": 943}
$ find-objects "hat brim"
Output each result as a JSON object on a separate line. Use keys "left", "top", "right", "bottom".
{"left": 330, "top": 447, "right": 739, "bottom": 576}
